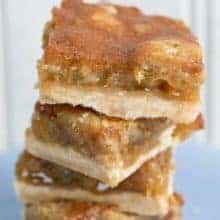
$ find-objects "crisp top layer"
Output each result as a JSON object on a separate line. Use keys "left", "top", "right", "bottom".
{"left": 43, "top": 0, "right": 202, "bottom": 74}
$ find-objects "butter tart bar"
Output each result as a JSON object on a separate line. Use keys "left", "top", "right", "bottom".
{"left": 25, "top": 103, "right": 203, "bottom": 187}
{"left": 38, "top": 0, "right": 204, "bottom": 123}
{"left": 16, "top": 149, "right": 174, "bottom": 216}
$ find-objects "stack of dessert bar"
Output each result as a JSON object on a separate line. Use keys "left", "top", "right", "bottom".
{"left": 15, "top": 0, "right": 205, "bottom": 219}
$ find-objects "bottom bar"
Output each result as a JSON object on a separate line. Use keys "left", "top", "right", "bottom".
{"left": 24, "top": 199, "right": 183, "bottom": 220}
{"left": 15, "top": 149, "right": 174, "bottom": 216}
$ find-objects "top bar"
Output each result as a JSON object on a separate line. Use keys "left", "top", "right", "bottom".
{"left": 38, "top": 0, "right": 204, "bottom": 123}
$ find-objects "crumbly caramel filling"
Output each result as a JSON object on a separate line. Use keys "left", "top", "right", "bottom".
{"left": 16, "top": 149, "right": 173, "bottom": 197}
{"left": 31, "top": 103, "right": 173, "bottom": 168}
{"left": 38, "top": 60, "right": 201, "bottom": 102}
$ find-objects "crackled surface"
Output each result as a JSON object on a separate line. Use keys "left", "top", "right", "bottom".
{"left": 39, "top": 0, "right": 204, "bottom": 101}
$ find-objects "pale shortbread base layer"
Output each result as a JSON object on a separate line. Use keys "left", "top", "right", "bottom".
{"left": 15, "top": 180, "right": 173, "bottom": 216}
{"left": 24, "top": 201, "right": 182, "bottom": 220}
{"left": 39, "top": 81, "right": 200, "bottom": 123}
{"left": 26, "top": 129, "right": 175, "bottom": 187}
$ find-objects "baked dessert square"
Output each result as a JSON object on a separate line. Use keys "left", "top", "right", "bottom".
{"left": 24, "top": 198, "right": 183, "bottom": 220}
{"left": 38, "top": 0, "right": 204, "bottom": 123}
{"left": 15, "top": 149, "right": 174, "bottom": 216}
{"left": 26, "top": 103, "right": 203, "bottom": 187}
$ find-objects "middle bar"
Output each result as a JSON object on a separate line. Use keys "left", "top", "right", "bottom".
{"left": 25, "top": 103, "right": 202, "bottom": 187}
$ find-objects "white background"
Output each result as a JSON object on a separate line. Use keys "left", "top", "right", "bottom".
{"left": 0, "top": 0, "right": 219, "bottom": 151}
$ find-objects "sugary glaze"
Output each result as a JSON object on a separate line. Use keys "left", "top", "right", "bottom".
{"left": 39, "top": 0, "right": 204, "bottom": 101}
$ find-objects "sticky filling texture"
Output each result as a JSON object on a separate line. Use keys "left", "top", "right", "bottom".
{"left": 31, "top": 103, "right": 174, "bottom": 169}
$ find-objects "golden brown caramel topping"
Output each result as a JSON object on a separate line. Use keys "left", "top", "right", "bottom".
{"left": 44, "top": 0, "right": 199, "bottom": 72}
{"left": 39, "top": 0, "right": 204, "bottom": 102}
